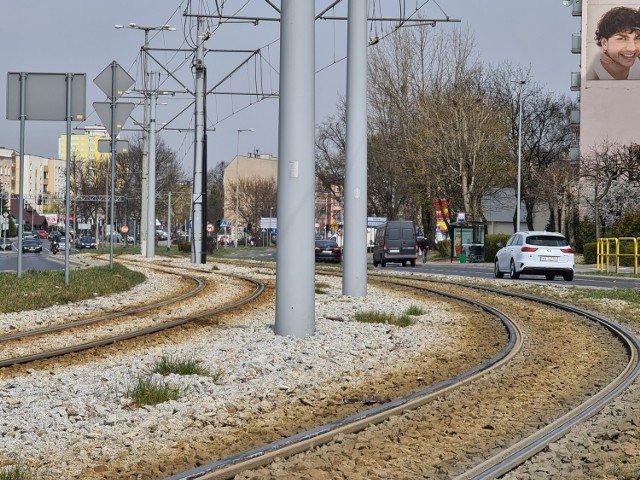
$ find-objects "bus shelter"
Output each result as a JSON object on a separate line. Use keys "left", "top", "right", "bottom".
{"left": 450, "top": 222, "right": 487, "bottom": 263}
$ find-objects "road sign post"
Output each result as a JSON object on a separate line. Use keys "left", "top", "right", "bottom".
{"left": 93, "top": 61, "right": 135, "bottom": 268}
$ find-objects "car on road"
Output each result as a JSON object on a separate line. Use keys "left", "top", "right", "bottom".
{"left": 37, "top": 230, "right": 49, "bottom": 239}
{"left": 494, "top": 231, "right": 575, "bottom": 281}
{"left": 22, "top": 238, "right": 42, "bottom": 254}
{"left": 0, "top": 238, "right": 12, "bottom": 251}
{"left": 372, "top": 220, "right": 418, "bottom": 267}
{"left": 75, "top": 236, "right": 98, "bottom": 249}
{"left": 156, "top": 229, "right": 168, "bottom": 240}
{"left": 314, "top": 239, "right": 342, "bottom": 263}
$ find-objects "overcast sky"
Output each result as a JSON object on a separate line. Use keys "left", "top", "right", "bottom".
{"left": 1, "top": 1, "right": 579, "bottom": 176}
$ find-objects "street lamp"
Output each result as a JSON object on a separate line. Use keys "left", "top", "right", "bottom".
{"left": 235, "top": 128, "right": 254, "bottom": 247}
{"left": 513, "top": 80, "right": 525, "bottom": 231}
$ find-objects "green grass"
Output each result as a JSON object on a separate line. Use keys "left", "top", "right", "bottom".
{"left": 0, "top": 263, "right": 146, "bottom": 314}
{"left": 570, "top": 288, "right": 640, "bottom": 304}
{"left": 609, "top": 461, "right": 640, "bottom": 480}
{"left": 0, "top": 455, "right": 40, "bottom": 480}
{"left": 354, "top": 310, "right": 415, "bottom": 327}
{"left": 151, "top": 354, "right": 211, "bottom": 377}
{"left": 405, "top": 305, "right": 425, "bottom": 316}
{"left": 315, "top": 281, "right": 332, "bottom": 294}
{"left": 126, "top": 375, "right": 182, "bottom": 406}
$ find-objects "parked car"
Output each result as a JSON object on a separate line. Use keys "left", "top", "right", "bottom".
{"left": 314, "top": 239, "right": 342, "bottom": 263}
{"left": 0, "top": 238, "right": 12, "bottom": 251}
{"left": 22, "top": 238, "right": 42, "bottom": 254}
{"left": 494, "top": 231, "right": 575, "bottom": 281}
{"left": 76, "top": 236, "right": 98, "bottom": 249}
{"left": 37, "top": 230, "right": 49, "bottom": 239}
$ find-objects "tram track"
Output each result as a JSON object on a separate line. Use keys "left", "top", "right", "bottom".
{"left": 0, "top": 263, "right": 265, "bottom": 369}
{"left": 167, "top": 270, "right": 638, "bottom": 480}
{"left": 0, "top": 257, "right": 637, "bottom": 479}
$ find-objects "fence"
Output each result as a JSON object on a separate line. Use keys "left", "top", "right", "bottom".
{"left": 596, "top": 237, "right": 639, "bottom": 274}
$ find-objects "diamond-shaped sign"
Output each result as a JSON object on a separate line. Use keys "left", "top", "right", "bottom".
{"left": 94, "top": 62, "right": 135, "bottom": 99}
{"left": 93, "top": 102, "right": 135, "bottom": 136}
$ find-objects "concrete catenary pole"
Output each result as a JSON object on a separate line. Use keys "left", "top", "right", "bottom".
{"left": 191, "top": 16, "right": 206, "bottom": 264}
{"left": 275, "top": 0, "right": 316, "bottom": 338}
{"left": 140, "top": 29, "right": 150, "bottom": 257}
{"left": 146, "top": 85, "right": 158, "bottom": 259}
{"left": 343, "top": 0, "right": 368, "bottom": 297}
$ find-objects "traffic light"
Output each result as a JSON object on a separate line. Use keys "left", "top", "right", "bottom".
{"left": 37, "top": 195, "right": 43, "bottom": 205}
{"left": 247, "top": 222, "right": 252, "bottom": 234}
{"left": 216, "top": 219, "right": 221, "bottom": 229}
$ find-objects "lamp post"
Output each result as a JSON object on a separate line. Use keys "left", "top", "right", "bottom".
{"left": 235, "top": 128, "right": 254, "bottom": 247}
{"left": 513, "top": 80, "right": 525, "bottom": 231}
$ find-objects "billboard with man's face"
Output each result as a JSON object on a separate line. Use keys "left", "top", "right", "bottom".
{"left": 585, "top": 1, "right": 640, "bottom": 82}
{"left": 580, "top": 0, "right": 640, "bottom": 153}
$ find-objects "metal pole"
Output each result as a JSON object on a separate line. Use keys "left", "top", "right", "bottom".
{"left": 17, "top": 73, "right": 26, "bottom": 278}
{"left": 167, "top": 191, "right": 171, "bottom": 252}
{"left": 516, "top": 83, "right": 524, "bottom": 231}
{"left": 109, "top": 62, "right": 117, "bottom": 268}
{"left": 343, "top": 0, "right": 368, "bottom": 297}
{"left": 234, "top": 128, "right": 254, "bottom": 248}
{"left": 64, "top": 74, "right": 74, "bottom": 283}
{"left": 275, "top": 0, "right": 316, "bottom": 338}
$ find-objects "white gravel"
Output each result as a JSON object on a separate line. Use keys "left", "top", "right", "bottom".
{"left": 0, "top": 256, "right": 457, "bottom": 478}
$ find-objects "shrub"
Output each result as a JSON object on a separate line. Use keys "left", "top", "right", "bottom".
{"left": 177, "top": 240, "right": 191, "bottom": 252}
{"left": 574, "top": 218, "right": 596, "bottom": 254}
{"left": 484, "top": 234, "right": 511, "bottom": 262}
{"left": 609, "top": 207, "right": 640, "bottom": 238}
{"left": 583, "top": 242, "right": 597, "bottom": 264}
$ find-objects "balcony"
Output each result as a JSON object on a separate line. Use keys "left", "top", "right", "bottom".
{"left": 571, "top": 72, "right": 580, "bottom": 91}
{"left": 569, "top": 147, "right": 580, "bottom": 162}
{"left": 570, "top": 109, "right": 580, "bottom": 126}
{"left": 571, "top": 34, "right": 581, "bottom": 54}
{"left": 572, "top": 0, "right": 582, "bottom": 16}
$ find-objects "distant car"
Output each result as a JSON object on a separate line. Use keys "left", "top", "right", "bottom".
{"left": 75, "top": 236, "right": 97, "bottom": 249}
{"left": 156, "top": 230, "right": 168, "bottom": 240}
{"left": 37, "top": 230, "right": 49, "bottom": 239}
{"left": 494, "top": 231, "right": 575, "bottom": 281}
{"left": 315, "top": 239, "right": 342, "bottom": 263}
{"left": 0, "top": 238, "right": 12, "bottom": 251}
{"left": 22, "top": 238, "right": 42, "bottom": 254}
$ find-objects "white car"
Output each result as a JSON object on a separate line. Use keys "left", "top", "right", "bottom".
{"left": 494, "top": 231, "right": 575, "bottom": 281}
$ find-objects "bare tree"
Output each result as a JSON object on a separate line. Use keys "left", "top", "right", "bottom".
{"left": 581, "top": 141, "right": 640, "bottom": 238}
{"left": 226, "top": 177, "right": 277, "bottom": 236}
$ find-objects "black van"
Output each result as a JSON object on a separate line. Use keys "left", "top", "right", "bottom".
{"left": 372, "top": 220, "right": 418, "bottom": 267}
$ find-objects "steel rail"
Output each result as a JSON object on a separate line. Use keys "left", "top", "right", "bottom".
{"left": 0, "top": 271, "right": 205, "bottom": 343}
{"left": 372, "top": 274, "right": 640, "bottom": 480}
{"left": 166, "top": 281, "right": 523, "bottom": 480}
{"left": 0, "top": 272, "right": 264, "bottom": 368}
{"left": 448, "top": 283, "right": 640, "bottom": 480}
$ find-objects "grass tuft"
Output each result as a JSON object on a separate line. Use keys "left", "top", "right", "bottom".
{"left": 0, "top": 455, "right": 40, "bottom": 480}
{"left": 405, "top": 305, "right": 425, "bottom": 316}
{"left": 126, "top": 375, "right": 182, "bottom": 406}
{"left": 151, "top": 355, "right": 210, "bottom": 377}
{"left": 354, "top": 310, "right": 415, "bottom": 327}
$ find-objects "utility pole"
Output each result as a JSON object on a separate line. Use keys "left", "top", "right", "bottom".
{"left": 191, "top": 16, "right": 206, "bottom": 264}
{"left": 114, "top": 23, "right": 175, "bottom": 257}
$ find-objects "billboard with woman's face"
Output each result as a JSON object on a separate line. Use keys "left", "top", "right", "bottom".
{"left": 585, "top": 1, "right": 640, "bottom": 81}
